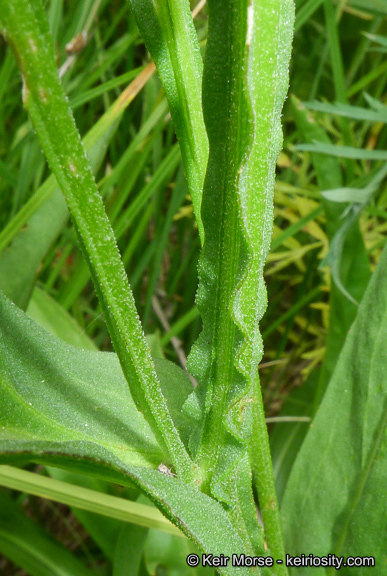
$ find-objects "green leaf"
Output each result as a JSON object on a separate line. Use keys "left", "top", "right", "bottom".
{"left": 295, "top": 0, "right": 323, "bottom": 32}
{"left": 0, "top": 290, "right": 163, "bottom": 469}
{"left": 0, "top": 466, "right": 178, "bottom": 538}
{"left": 302, "top": 100, "right": 387, "bottom": 124}
{"left": 270, "top": 370, "right": 318, "bottom": 505}
{"left": 156, "top": 358, "right": 196, "bottom": 449}
{"left": 281, "top": 243, "right": 387, "bottom": 574}
{"left": 364, "top": 32, "right": 387, "bottom": 50}
{"left": 0, "top": 489, "right": 95, "bottom": 576}
{"left": 347, "top": 0, "right": 387, "bottom": 16}
{"left": 322, "top": 165, "right": 387, "bottom": 306}
{"left": 0, "top": 0, "right": 194, "bottom": 481}
{"left": 1, "top": 289, "right": 198, "bottom": 474}
{"left": 46, "top": 467, "right": 139, "bottom": 560}
{"left": 127, "top": 0, "right": 208, "bottom": 243}
{"left": 0, "top": 466, "right": 251, "bottom": 576}
{"left": 0, "top": 293, "right": 254, "bottom": 576}
{"left": 295, "top": 142, "right": 387, "bottom": 161}
{"left": 0, "top": 183, "right": 68, "bottom": 310}
{"left": 26, "top": 286, "right": 97, "bottom": 351}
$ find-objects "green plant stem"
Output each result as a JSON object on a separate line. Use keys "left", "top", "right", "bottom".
{"left": 188, "top": 0, "right": 294, "bottom": 570}
{"left": 0, "top": 0, "right": 196, "bottom": 484}
{"left": 250, "top": 392, "right": 286, "bottom": 570}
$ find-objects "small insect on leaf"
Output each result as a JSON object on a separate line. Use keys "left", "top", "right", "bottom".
{"left": 157, "top": 463, "right": 176, "bottom": 477}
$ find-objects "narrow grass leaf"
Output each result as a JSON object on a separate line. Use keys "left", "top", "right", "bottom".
{"left": 295, "top": 0, "right": 323, "bottom": 32}
{"left": 295, "top": 142, "right": 387, "bottom": 160}
{"left": 324, "top": 164, "right": 387, "bottom": 305}
{"left": 0, "top": 467, "right": 179, "bottom": 537}
{"left": 0, "top": 488, "right": 95, "bottom": 576}
{"left": 348, "top": 0, "right": 387, "bottom": 15}
{"left": 303, "top": 100, "right": 387, "bottom": 124}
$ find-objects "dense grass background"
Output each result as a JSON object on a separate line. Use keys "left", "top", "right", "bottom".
{"left": 0, "top": 0, "right": 386, "bottom": 573}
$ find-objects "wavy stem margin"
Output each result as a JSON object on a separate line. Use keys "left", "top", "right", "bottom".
{"left": 187, "top": 0, "right": 294, "bottom": 570}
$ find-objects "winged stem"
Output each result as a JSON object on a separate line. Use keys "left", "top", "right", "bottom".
{"left": 187, "top": 0, "right": 294, "bottom": 570}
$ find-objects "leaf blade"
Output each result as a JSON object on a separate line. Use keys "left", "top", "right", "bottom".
{"left": 187, "top": 0, "right": 294, "bottom": 569}
{"left": 0, "top": 292, "right": 252, "bottom": 575}
{"left": 281, "top": 244, "right": 387, "bottom": 574}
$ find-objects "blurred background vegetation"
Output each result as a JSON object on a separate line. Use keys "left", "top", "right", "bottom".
{"left": 0, "top": 0, "right": 386, "bottom": 574}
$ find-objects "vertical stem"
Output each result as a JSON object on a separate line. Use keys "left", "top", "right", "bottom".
{"left": 250, "top": 383, "right": 287, "bottom": 574}
{"left": 0, "top": 0, "right": 196, "bottom": 483}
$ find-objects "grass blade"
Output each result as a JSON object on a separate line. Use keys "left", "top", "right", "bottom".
{"left": 295, "top": 142, "right": 387, "bottom": 160}
{"left": 0, "top": 466, "right": 182, "bottom": 536}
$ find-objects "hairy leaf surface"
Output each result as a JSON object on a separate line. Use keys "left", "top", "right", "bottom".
{"left": 281, "top": 244, "right": 387, "bottom": 574}
{"left": 0, "top": 292, "right": 252, "bottom": 576}
{"left": 127, "top": 0, "right": 208, "bottom": 243}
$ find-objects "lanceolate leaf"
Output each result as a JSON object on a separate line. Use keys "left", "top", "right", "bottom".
{"left": 0, "top": 290, "right": 162, "bottom": 469}
{"left": 0, "top": 0, "right": 194, "bottom": 482}
{"left": 187, "top": 0, "right": 294, "bottom": 569}
{"left": 127, "top": 0, "right": 208, "bottom": 243}
{"left": 281, "top": 244, "right": 387, "bottom": 574}
{"left": 237, "top": 3, "right": 294, "bottom": 569}
{"left": 0, "top": 292, "right": 252, "bottom": 576}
